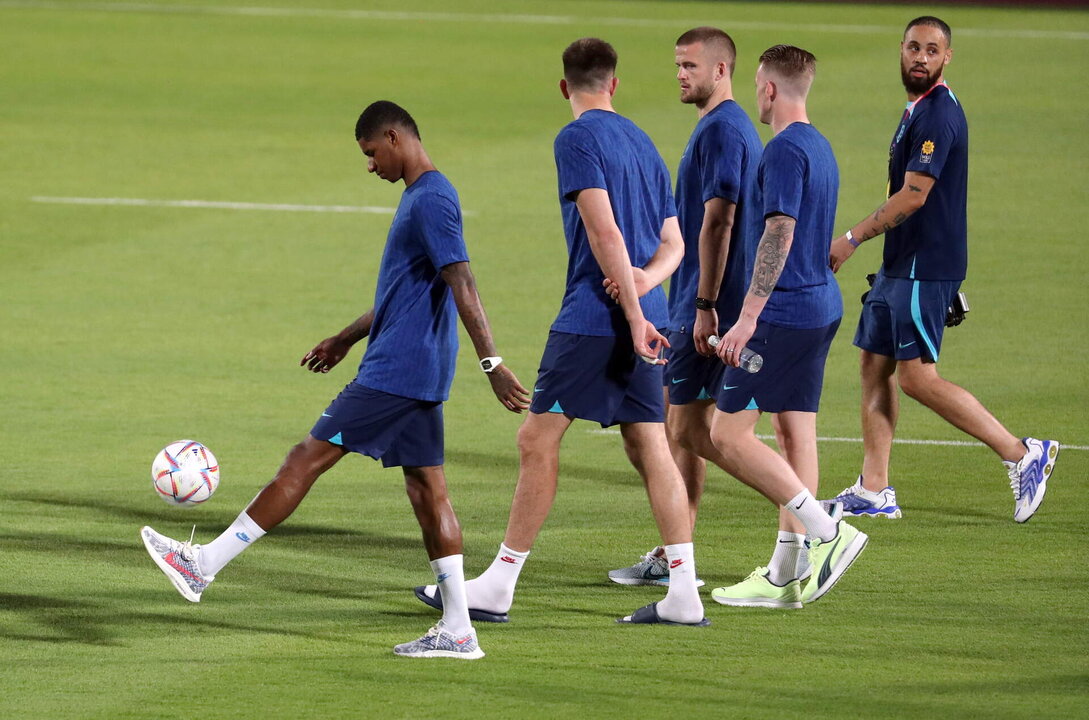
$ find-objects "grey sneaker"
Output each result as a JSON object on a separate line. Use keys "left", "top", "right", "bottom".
{"left": 393, "top": 621, "right": 484, "bottom": 660}
{"left": 140, "top": 525, "right": 213, "bottom": 603}
{"left": 607, "top": 548, "right": 704, "bottom": 588}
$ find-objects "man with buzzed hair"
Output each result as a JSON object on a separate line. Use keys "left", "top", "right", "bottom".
{"left": 141, "top": 100, "right": 530, "bottom": 659}
{"left": 825, "top": 16, "right": 1059, "bottom": 523}
{"left": 416, "top": 37, "right": 708, "bottom": 626}
{"left": 607, "top": 26, "right": 767, "bottom": 588}
{"left": 707, "top": 45, "right": 866, "bottom": 607}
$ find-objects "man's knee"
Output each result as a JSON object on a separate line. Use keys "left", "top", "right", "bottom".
{"left": 897, "top": 362, "right": 939, "bottom": 401}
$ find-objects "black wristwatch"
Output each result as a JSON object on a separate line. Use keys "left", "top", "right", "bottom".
{"left": 695, "top": 297, "right": 714, "bottom": 311}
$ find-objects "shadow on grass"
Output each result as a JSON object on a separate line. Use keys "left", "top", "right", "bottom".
{"left": 0, "top": 592, "right": 336, "bottom": 647}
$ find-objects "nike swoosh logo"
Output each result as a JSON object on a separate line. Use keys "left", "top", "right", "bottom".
{"left": 671, "top": 378, "right": 687, "bottom": 384}
{"left": 321, "top": 412, "right": 332, "bottom": 418}
{"left": 817, "top": 535, "right": 842, "bottom": 587}
{"left": 794, "top": 499, "right": 805, "bottom": 509}
{"left": 898, "top": 341, "right": 916, "bottom": 348}
{"left": 777, "top": 539, "right": 798, "bottom": 544}
{"left": 723, "top": 385, "right": 738, "bottom": 391}
{"left": 533, "top": 387, "right": 544, "bottom": 393}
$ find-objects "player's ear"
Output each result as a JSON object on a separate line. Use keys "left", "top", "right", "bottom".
{"left": 385, "top": 127, "right": 398, "bottom": 146}
{"left": 559, "top": 78, "right": 570, "bottom": 100}
{"left": 608, "top": 76, "right": 618, "bottom": 95}
{"left": 945, "top": 46, "right": 953, "bottom": 66}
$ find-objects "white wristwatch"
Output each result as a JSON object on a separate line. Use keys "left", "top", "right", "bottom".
{"left": 479, "top": 356, "right": 503, "bottom": 373}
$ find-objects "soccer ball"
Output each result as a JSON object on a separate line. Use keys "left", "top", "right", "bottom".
{"left": 151, "top": 440, "right": 220, "bottom": 506}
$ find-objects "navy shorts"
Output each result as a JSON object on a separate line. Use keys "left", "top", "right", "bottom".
{"left": 854, "top": 272, "right": 960, "bottom": 362}
{"left": 310, "top": 382, "right": 444, "bottom": 468}
{"left": 529, "top": 330, "right": 665, "bottom": 427}
{"left": 717, "top": 319, "right": 841, "bottom": 414}
{"left": 663, "top": 329, "right": 723, "bottom": 405}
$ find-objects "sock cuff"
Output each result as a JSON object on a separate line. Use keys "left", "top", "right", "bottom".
{"left": 499, "top": 543, "right": 530, "bottom": 559}
{"left": 663, "top": 542, "right": 694, "bottom": 558}
{"left": 777, "top": 531, "right": 806, "bottom": 544}
{"left": 786, "top": 489, "right": 813, "bottom": 509}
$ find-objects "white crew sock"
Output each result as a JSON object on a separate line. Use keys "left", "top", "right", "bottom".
{"left": 430, "top": 554, "right": 471, "bottom": 635}
{"left": 768, "top": 531, "right": 806, "bottom": 585}
{"left": 198, "top": 511, "right": 266, "bottom": 577}
{"left": 425, "top": 543, "right": 528, "bottom": 613}
{"left": 656, "top": 542, "right": 704, "bottom": 624}
{"left": 786, "top": 489, "right": 837, "bottom": 543}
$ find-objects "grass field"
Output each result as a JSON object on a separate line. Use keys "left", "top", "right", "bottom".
{"left": 2, "top": 1, "right": 1088, "bottom": 718}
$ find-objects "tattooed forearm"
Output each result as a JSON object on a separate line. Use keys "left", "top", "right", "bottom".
{"left": 908, "top": 184, "right": 923, "bottom": 192}
{"left": 750, "top": 217, "right": 795, "bottom": 298}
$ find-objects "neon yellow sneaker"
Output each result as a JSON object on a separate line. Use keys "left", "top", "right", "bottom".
{"left": 800, "top": 522, "right": 868, "bottom": 603}
{"left": 710, "top": 567, "right": 802, "bottom": 609}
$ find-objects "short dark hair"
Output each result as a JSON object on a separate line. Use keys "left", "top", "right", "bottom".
{"left": 758, "top": 44, "right": 817, "bottom": 84}
{"left": 905, "top": 16, "right": 952, "bottom": 45}
{"left": 675, "top": 27, "right": 737, "bottom": 76}
{"left": 562, "top": 37, "right": 617, "bottom": 91}
{"left": 354, "top": 101, "right": 420, "bottom": 142}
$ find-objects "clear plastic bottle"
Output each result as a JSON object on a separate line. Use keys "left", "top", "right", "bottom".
{"left": 708, "top": 335, "right": 763, "bottom": 373}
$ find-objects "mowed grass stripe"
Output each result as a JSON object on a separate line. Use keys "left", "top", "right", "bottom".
{"left": 3, "top": 0, "right": 1089, "bottom": 40}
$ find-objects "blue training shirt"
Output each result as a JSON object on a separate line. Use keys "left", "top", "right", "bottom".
{"left": 355, "top": 171, "right": 470, "bottom": 402}
{"left": 756, "top": 122, "right": 842, "bottom": 329}
{"left": 884, "top": 83, "right": 968, "bottom": 281}
{"left": 551, "top": 109, "right": 676, "bottom": 336}
{"left": 669, "top": 100, "right": 763, "bottom": 332}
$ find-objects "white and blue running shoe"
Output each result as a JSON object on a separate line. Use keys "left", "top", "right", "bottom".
{"left": 821, "top": 477, "right": 902, "bottom": 519}
{"left": 607, "top": 548, "right": 705, "bottom": 587}
{"left": 393, "top": 621, "right": 484, "bottom": 660}
{"left": 1008, "top": 438, "right": 1059, "bottom": 523}
{"left": 140, "top": 525, "right": 213, "bottom": 602}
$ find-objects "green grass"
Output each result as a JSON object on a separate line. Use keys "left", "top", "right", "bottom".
{"left": 2, "top": 1, "right": 1088, "bottom": 718}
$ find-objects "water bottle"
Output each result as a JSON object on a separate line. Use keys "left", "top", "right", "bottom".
{"left": 708, "top": 335, "right": 763, "bottom": 373}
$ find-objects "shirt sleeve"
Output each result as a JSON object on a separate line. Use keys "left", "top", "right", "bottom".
{"left": 660, "top": 158, "right": 678, "bottom": 221}
{"left": 696, "top": 122, "right": 743, "bottom": 205}
{"left": 413, "top": 191, "right": 470, "bottom": 270}
{"left": 554, "top": 125, "right": 607, "bottom": 201}
{"left": 905, "top": 103, "right": 959, "bottom": 180}
{"left": 760, "top": 138, "right": 805, "bottom": 221}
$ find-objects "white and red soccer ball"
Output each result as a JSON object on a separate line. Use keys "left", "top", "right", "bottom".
{"left": 151, "top": 440, "right": 220, "bottom": 506}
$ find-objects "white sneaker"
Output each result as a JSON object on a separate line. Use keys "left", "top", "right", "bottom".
{"left": 140, "top": 526, "right": 213, "bottom": 602}
{"left": 393, "top": 621, "right": 484, "bottom": 660}
{"left": 1007, "top": 438, "right": 1059, "bottom": 523}
{"left": 607, "top": 548, "right": 705, "bottom": 587}
{"left": 821, "top": 476, "right": 902, "bottom": 519}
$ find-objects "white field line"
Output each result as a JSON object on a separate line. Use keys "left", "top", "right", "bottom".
{"left": 588, "top": 429, "right": 1087, "bottom": 451}
{"left": 30, "top": 196, "right": 397, "bottom": 214}
{"left": 2, "top": 1, "right": 1087, "bottom": 41}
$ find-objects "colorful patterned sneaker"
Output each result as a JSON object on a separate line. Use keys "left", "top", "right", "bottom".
{"left": 140, "top": 525, "right": 213, "bottom": 603}
{"left": 710, "top": 567, "right": 802, "bottom": 609}
{"left": 821, "top": 476, "right": 901, "bottom": 519}
{"left": 393, "top": 621, "right": 485, "bottom": 660}
{"left": 607, "top": 548, "right": 704, "bottom": 587}
{"left": 1008, "top": 438, "right": 1060, "bottom": 523}
{"left": 800, "top": 522, "right": 868, "bottom": 604}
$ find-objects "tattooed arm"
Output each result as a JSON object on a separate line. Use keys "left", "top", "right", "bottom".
{"left": 829, "top": 171, "right": 937, "bottom": 272}
{"left": 715, "top": 214, "right": 797, "bottom": 367}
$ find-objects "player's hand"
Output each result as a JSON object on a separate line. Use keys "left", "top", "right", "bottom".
{"left": 631, "top": 319, "right": 670, "bottom": 365}
{"left": 716, "top": 317, "right": 756, "bottom": 368}
{"left": 301, "top": 336, "right": 351, "bottom": 373}
{"left": 602, "top": 267, "right": 652, "bottom": 302}
{"left": 693, "top": 307, "right": 718, "bottom": 356}
{"left": 487, "top": 365, "right": 531, "bottom": 413}
{"left": 829, "top": 235, "right": 856, "bottom": 273}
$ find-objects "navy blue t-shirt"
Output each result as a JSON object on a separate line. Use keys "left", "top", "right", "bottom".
{"left": 355, "top": 171, "right": 470, "bottom": 402}
{"left": 757, "top": 123, "right": 842, "bottom": 329}
{"left": 668, "top": 100, "right": 763, "bottom": 332}
{"left": 884, "top": 83, "right": 968, "bottom": 281}
{"left": 551, "top": 110, "right": 676, "bottom": 336}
